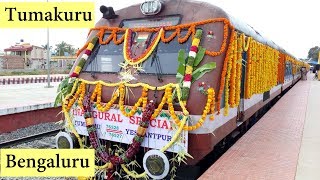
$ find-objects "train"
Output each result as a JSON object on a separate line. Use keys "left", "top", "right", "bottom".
{"left": 55, "top": 0, "right": 310, "bottom": 179}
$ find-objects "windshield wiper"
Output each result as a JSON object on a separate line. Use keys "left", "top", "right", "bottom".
{"left": 151, "top": 45, "right": 163, "bottom": 82}
{"left": 89, "top": 45, "right": 100, "bottom": 79}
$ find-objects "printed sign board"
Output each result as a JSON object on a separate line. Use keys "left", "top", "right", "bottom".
{"left": 71, "top": 105, "right": 188, "bottom": 153}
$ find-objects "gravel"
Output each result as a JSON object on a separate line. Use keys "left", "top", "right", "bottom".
{"left": 0, "top": 122, "right": 80, "bottom": 180}
{"left": 0, "top": 122, "right": 63, "bottom": 143}
{"left": 9, "top": 136, "right": 57, "bottom": 149}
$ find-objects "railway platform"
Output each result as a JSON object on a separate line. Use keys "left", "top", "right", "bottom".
{"left": 199, "top": 73, "right": 320, "bottom": 180}
{"left": 0, "top": 81, "right": 63, "bottom": 133}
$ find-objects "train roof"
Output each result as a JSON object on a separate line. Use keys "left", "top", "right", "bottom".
{"left": 227, "top": 14, "right": 297, "bottom": 59}
{"left": 115, "top": 0, "right": 297, "bottom": 59}
{"left": 189, "top": 0, "right": 298, "bottom": 58}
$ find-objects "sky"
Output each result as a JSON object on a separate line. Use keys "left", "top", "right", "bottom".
{"left": 0, "top": 0, "right": 319, "bottom": 59}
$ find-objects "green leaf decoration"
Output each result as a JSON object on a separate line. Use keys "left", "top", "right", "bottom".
{"left": 177, "top": 64, "right": 186, "bottom": 77}
{"left": 193, "top": 46, "right": 206, "bottom": 67}
{"left": 180, "top": 87, "right": 190, "bottom": 101}
{"left": 187, "top": 56, "right": 195, "bottom": 67}
{"left": 176, "top": 73, "right": 184, "bottom": 84}
{"left": 125, "top": 107, "right": 131, "bottom": 113}
{"left": 166, "top": 113, "right": 171, "bottom": 119}
{"left": 54, "top": 77, "right": 74, "bottom": 107}
{"left": 54, "top": 93, "right": 62, "bottom": 107}
{"left": 178, "top": 49, "right": 186, "bottom": 64}
{"left": 195, "top": 29, "right": 203, "bottom": 39}
{"left": 192, "top": 62, "right": 216, "bottom": 83}
{"left": 137, "top": 109, "right": 142, "bottom": 115}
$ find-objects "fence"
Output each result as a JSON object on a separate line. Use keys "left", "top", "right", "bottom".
{"left": 0, "top": 75, "right": 66, "bottom": 85}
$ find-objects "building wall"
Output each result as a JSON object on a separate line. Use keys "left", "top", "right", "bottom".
{"left": 0, "top": 56, "right": 3, "bottom": 69}
{"left": 1, "top": 56, "right": 25, "bottom": 69}
{"left": 30, "top": 46, "right": 46, "bottom": 60}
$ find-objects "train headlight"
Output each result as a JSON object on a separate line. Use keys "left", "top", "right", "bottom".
{"left": 143, "top": 150, "right": 169, "bottom": 179}
{"left": 140, "top": 0, "right": 163, "bottom": 15}
{"left": 55, "top": 132, "right": 79, "bottom": 149}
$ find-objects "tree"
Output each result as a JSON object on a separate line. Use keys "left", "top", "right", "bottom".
{"left": 41, "top": 44, "right": 54, "bottom": 55}
{"left": 55, "top": 41, "right": 68, "bottom": 56}
{"left": 307, "top": 46, "right": 320, "bottom": 59}
{"left": 65, "top": 45, "right": 76, "bottom": 56}
{"left": 54, "top": 41, "right": 77, "bottom": 56}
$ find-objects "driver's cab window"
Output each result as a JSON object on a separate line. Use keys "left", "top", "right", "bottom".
{"left": 82, "top": 33, "right": 124, "bottom": 73}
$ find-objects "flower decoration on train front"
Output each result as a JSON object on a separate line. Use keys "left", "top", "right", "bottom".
{"left": 198, "top": 82, "right": 210, "bottom": 95}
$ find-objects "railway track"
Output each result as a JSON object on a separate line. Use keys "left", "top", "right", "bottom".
{"left": 0, "top": 129, "right": 61, "bottom": 148}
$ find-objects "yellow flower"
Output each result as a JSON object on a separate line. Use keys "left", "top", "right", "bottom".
{"left": 74, "top": 66, "right": 82, "bottom": 74}
{"left": 87, "top": 43, "right": 95, "bottom": 51}
{"left": 192, "top": 38, "right": 200, "bottom": 47}
{"left": 185, "top": 65, "right": 193, "bottom": 74}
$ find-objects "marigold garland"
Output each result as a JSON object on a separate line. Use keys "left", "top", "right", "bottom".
{"left": 235, "top": 34, "right": 243, "bottom": 106}
{"left": 229, "top": 34, "right": 237, "bottom": 108}
{"left": 216, "top": 28, "right": 235, "bottom": 114}
{"left": 64, "top": 79, "right": 218, "bottom": 133}
{"left": 244, "top": 38, "right": 280, "bottom": 98}
{"left": 277, "top": 54, "right": 285, "bottom": 84}
{"left": 244, "top": 41, "right": 252, "bottom": 99}
{"left": 242, "top": 33, "right": 251, "bottom": 52}
{"left": 77, "top": 18, "right": 232, "bottom": 58}
{"left": 168, "top": 87, "right": 215, "bottom": 130}
{"left": 123, "top": 28, "right": 163, "bottom": 65}
{"left": 223, "top": 31, "right": 235, "bottom": 116}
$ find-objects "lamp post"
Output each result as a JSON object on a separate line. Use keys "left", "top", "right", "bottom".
{"left": 45, "top": 0, "right": 53, "bottom": 88}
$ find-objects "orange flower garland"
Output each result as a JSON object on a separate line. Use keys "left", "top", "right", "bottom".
{"left": 242, "top": 33, "right": 251, "bottom": 52}
{"left": 235, "top": 34, "right": 243, "bottom": 106}
{"left": 167, "top": 87, "right": 215, "bottom": 131}
{"left": 123, "top": 28, "right": 163, "bottom": 65}
{"left": 229, "top": 34, "right": 237, "bottom": 108}
{"left": 77, "top": 18, "right": 232, "bottom": 58}
{"left": 244, "top": 39, "right": 252, "bottom": 99}
{"left": 77, "top": 82, "right": 86, "bottom": 109}
{"left": 216, "top": 28, "right": 235, "bottom": 114}
{"left": 119, "top": 86, "right": 149, "bottom": 117}
{"left": 277, "top": 53, "right": 285, "bottom": 83}
{"left": 223, "top": 31, "right": 235, "bottom": 116}
{"left": 66, "top": 81, "right": 217, "bottom": 131}
{"left": 64, "top": 82, "right": 83, "bottom": 112}
{"left": 244, "top": 39, "right": 280, "bottom": 98}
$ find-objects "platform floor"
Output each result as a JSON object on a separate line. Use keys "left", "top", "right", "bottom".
{"left": 0, "top": 82, "right": 60, "bottom": 115}
{"left": 199, "top": 74, "right": 320, "bottom": 180}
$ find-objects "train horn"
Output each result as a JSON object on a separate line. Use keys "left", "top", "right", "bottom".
{"left": 100, "top": 5, "right": 118, "bottom": 19}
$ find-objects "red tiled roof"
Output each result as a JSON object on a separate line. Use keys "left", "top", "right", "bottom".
{"left": 4, "top": 45, "right": 33, "bottom": 52}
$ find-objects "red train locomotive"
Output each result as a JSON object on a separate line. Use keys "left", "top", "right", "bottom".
{"left": 55, "top": 0, "right": 309, "bottom": 179}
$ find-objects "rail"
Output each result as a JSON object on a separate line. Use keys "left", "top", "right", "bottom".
{"left": 0, "top": 129, "right": 61, "bottom": 148}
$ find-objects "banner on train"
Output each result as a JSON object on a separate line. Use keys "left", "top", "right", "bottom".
{"left": 72, "top": 106, "right": 188, "bottom": 153}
